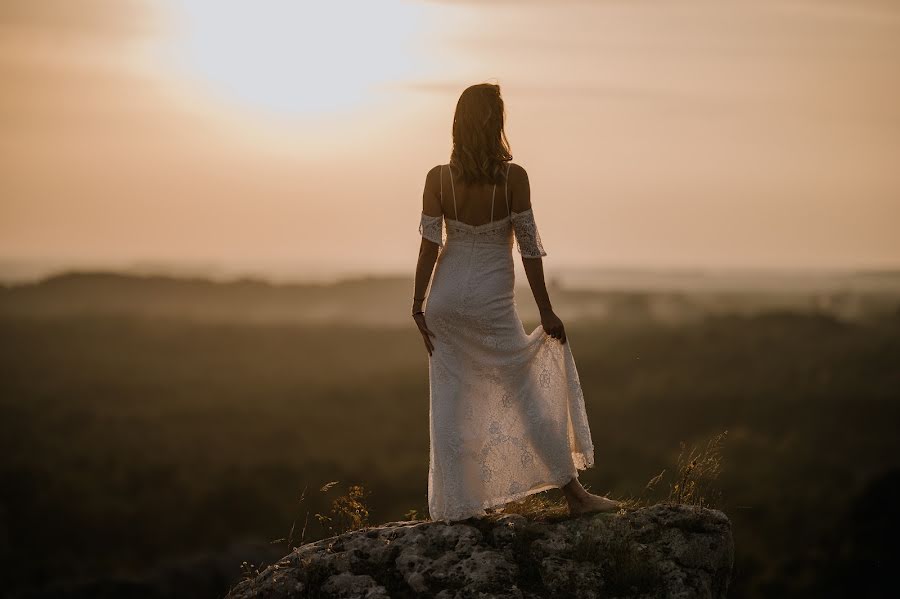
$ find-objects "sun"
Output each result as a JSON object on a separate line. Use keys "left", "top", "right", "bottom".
{"left": 158, "top": 0, "right": 430, "bottom": 117}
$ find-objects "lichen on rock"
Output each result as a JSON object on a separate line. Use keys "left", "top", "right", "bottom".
{"left": 226, "top": 503, "right": 734, "bottom": 599}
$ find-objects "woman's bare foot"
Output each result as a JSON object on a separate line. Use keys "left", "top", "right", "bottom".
{"left": 567, "top": 493, "right": 622, "bottom": 516}
{"left": 561, "top": 475, "right": 622, "bottom": 516}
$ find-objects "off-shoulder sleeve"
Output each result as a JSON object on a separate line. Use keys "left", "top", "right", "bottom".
{"left": 510, "top": 207, "right": 547, "bottom": 258}
{"left": 418, "top": 212, "right": 444, "bottom": 247}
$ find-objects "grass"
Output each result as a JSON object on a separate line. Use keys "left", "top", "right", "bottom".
{"left": 4, "top": 307, "right": 897, "bottom": 599}
{"left": 314, "top": 482, "right": 371, "bottom": 535}
{"left": 615, "top": 429, "right": 730, "bottom": 511}
{"left": 250, "top": 481, "right": 373, "bottom": 581}
{"left": 668, "top": 429, "right": 728, "bottom": 508}
{"left": 271, "top": 480, "right": 372, "bottom": 548}
{"left": 486, "top": 492, "right": 572, "bottom": 522}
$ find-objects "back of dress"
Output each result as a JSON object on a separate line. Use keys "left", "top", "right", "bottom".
{"left": 417, "top": 162, "right": 594, "bottom": 523}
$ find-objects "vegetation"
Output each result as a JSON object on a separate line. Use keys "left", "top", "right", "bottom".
{"left": 1, "top": 274, "right": 898, "bottom": 598}
{"left": 314, "top": 483, "right": 371, "bottom": 535}
{"left": 667, "top": 429, "right": 728, "bottom": 507}
{"left": 614, "top": 429, "right": 729, "bottom": 511}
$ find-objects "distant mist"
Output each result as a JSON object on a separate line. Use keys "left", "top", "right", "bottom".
{"left": 2, "top": 269, "right": 898, "bottom": 327}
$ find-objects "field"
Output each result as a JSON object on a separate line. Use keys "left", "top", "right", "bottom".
{"left": 1, "top": 271, "right": 898, "bottom": 598}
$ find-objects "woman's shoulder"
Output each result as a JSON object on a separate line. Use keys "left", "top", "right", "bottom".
{"left": 505, "top": 162, "right": 531, "bottom": 212}
{"left": 506, "top": 161, "right": 527, "bottom": 179}
{"left": 424, "top": 164, "right": 446, "bottom": 190}
{"left": 505, "top": 162, "right": 529, "bottom": 189}
{"left": 426, "top": 163, "right": 451, "bottom": 184}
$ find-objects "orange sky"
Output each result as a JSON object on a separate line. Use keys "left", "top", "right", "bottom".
{"left": 1, "top": 0, "right": 899, "bottom": 282}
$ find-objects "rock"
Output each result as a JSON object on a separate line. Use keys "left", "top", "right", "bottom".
{"left": 225, "top": 503, "right": 734, "bottom": 599}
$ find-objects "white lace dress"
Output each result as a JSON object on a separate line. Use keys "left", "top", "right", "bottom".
{"left": 417, "top": 163, "right": 595, "bottom": 523}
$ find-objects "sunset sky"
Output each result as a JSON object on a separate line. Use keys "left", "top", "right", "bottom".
{"left": 1, "top": 0, "right": 899, "bottom": 282}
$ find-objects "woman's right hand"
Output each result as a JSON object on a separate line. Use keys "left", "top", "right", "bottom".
{"left": 540, "top": 309, "right": 567, "bottom": 344}
{"left": 413, "top": 312, "right": 436, "bottom": 356}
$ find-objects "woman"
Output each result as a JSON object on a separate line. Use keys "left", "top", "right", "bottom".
{"left": 412, "top": 83, "right": 621, "bottom": 522}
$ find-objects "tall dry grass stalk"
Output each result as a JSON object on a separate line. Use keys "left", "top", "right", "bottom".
{"left": 667, "top": 429, "right": 728, "bottom": 508}
{"left": 618, "top": 429, "right": 729, "bottom": 511}
{"left": 315, "top": 483, "right": 371, "bottom": 535}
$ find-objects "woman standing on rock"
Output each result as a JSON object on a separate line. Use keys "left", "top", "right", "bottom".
{"left": 412, "top": 82, "right": 622, "bottom": 522}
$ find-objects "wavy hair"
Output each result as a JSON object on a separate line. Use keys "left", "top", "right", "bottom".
{"left": 449, "top": 83, "right": 513, "bottom": 186}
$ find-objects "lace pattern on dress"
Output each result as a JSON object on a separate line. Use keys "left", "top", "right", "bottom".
{"left": 419, "top": 212, "right": 444, "bottom": 247}
{"left": 510, "top": 207, "right": 547, "bottom": 258}
{"left": 421, "top": 176, "right": 592, "bottom": 523}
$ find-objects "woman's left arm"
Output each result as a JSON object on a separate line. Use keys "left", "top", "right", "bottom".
{"left": 413, "top": 166, "right": 443, "bottom": 355}
{"left": 413, "top": 238, "right": 440, "bottom": 314}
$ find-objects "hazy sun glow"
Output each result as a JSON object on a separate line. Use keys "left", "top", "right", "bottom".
{"left": 159, "top": 0, "right": 430, "bottom": 116}
{"left": 3, "top": 0, "right": 898, "bottom": 277}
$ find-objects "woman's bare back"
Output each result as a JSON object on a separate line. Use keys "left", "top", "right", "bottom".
{"left": 427, "top": 162, "right": 533, "bottom": 227}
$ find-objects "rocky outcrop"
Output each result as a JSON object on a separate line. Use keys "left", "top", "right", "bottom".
{"left": 226, "top": 503, "right": 734, "bottom": 599}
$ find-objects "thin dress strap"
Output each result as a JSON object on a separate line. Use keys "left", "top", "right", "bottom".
{"left": 448, "top": 163, "right": 459, "bottom": 221}
{"left": 490, "top": 181, "right": 496, "bottom": 224}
